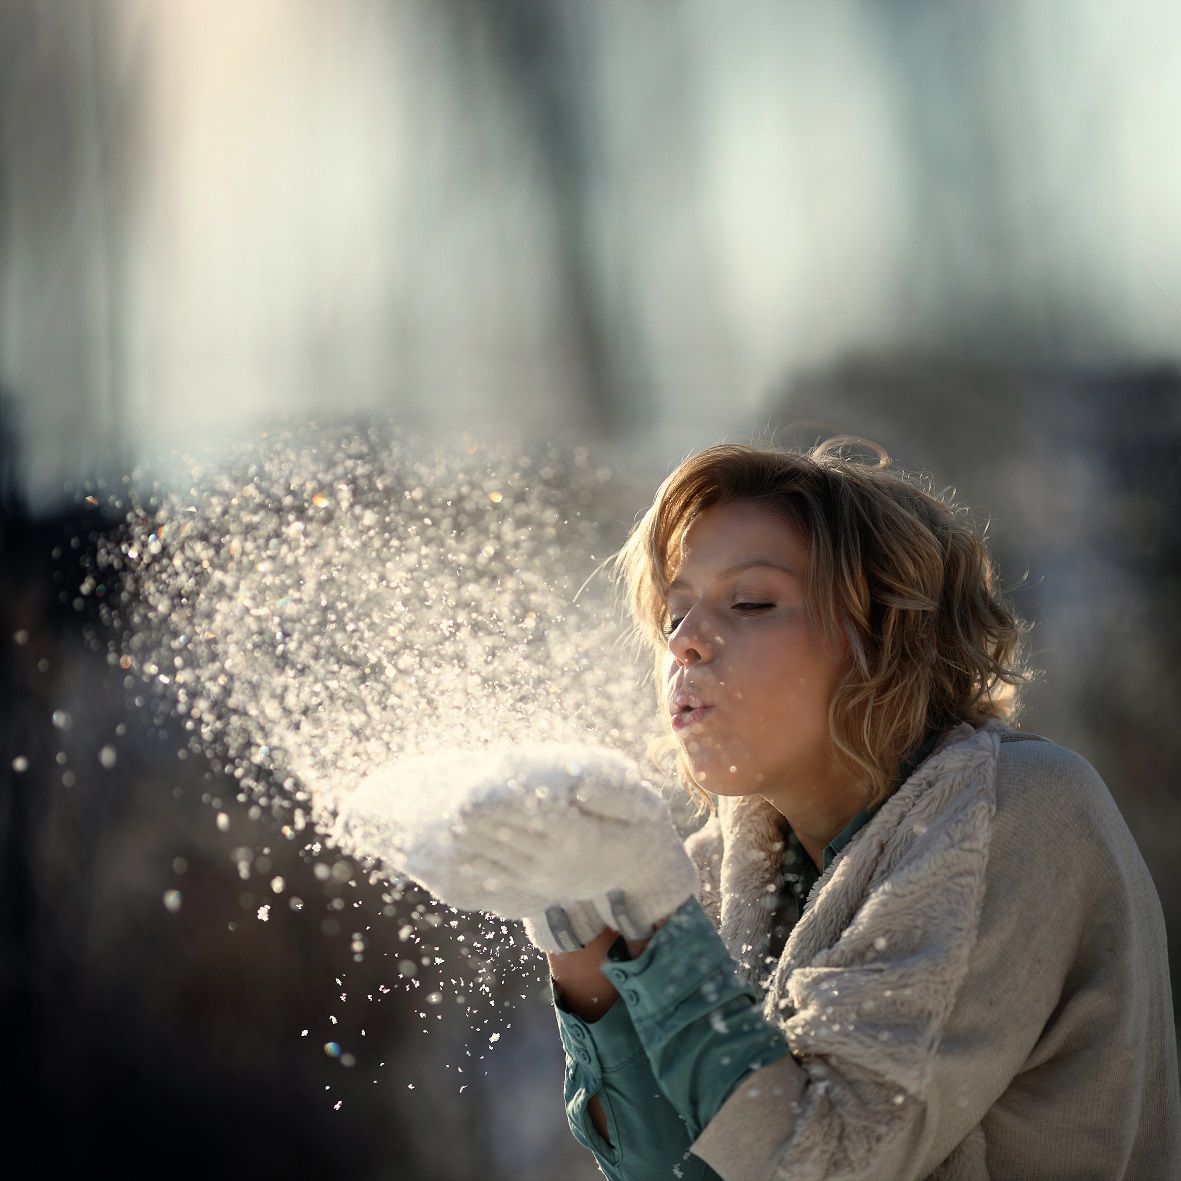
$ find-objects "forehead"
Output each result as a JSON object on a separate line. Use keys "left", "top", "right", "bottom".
{"left": 669, "top": 500, "right": 809, "bottom": 582}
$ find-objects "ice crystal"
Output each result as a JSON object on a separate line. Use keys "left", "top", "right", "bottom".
{"left": 93, "top": 425, "right": 669, "bottom": 1036}
{"left": 100, "top": 427, "right": 657, "bottom": 841}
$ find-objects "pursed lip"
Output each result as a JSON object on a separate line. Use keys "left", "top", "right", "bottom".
{"left": 669, "top": 688, "right": 714, "bottom": 731}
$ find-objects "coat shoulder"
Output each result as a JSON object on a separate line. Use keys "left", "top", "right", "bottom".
{"left": 988, "top": 726, "right": 1137, "bottom": 874}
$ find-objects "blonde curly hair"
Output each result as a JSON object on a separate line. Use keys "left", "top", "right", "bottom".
{"left": 617, "top": 438, "right": 1034, "bottom": 808}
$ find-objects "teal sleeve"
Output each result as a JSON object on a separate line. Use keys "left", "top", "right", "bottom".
{"left": 598, "top": 897, "right": 790, "bottom": 1139}
{"left": 555, "top": 989, "right": 723, "bottom": 1180}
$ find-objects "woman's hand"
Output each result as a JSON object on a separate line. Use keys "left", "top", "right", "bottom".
{"left": 339, "top": 743, "right": 698, "bottom": 950}
{"left": 466, "top": 748, "right": 698, "bottom": 941}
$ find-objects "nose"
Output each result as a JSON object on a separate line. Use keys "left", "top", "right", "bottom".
{"left": 666, "top": 607, "right": 714, "bottom": 667}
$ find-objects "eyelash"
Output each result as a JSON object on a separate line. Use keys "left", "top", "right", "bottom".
{"left": 734, "top": 601, "right": 774, "bottom": 615}
{"left": 662, "top": 602, "right": 774, "bottom": 635}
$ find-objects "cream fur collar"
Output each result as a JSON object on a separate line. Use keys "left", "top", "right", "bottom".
{"left": 715, "top": 724, "right": 999, "bottom": 1099}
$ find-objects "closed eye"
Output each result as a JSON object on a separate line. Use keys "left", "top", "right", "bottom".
{"left": 733, "top": 601, "right": 774, "bottom": 615}
{"left": 662, "top": 614, "right": 685, "bottom": 636}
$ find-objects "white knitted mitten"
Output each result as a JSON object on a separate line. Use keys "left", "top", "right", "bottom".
{"left": 456, "top": 744, "right": 699, "bottom": 942}
{"left": 339, "top": 744, "right": 698, "bottom": 952}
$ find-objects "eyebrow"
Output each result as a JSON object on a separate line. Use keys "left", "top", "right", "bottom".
{"left": 667, "top": 558, "right": 804, "bottom": 592}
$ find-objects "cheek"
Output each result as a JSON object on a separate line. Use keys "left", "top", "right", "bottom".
{"left": 814, "top": 642, "right": 851, "bottom": 703}
{"left": 659, "top": 654, "right": 679, "bottom": 707}
{"left": 661, "top": 651, "right": 677, "bottom": 683}
{"left": 751, "top": 640, "right": 840, "bottom": 713}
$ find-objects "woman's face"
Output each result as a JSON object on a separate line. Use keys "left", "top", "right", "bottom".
{"left": 661, "top": 500, "right": 850, "bottom": 802}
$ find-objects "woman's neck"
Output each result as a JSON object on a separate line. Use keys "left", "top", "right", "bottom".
{"left": 761, "top": 764, "right": 869, "bottom": 871}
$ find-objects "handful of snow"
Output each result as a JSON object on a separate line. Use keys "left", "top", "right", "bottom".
{"left": 337, "top": 743, "right": 676, "bottom": 919}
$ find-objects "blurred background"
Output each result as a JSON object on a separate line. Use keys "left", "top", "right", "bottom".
{"left": 2, "top": 1, "right": 1179, "bottom": 1177}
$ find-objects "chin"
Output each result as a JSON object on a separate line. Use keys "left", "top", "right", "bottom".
{"left": 686, "top": 757, "right": 760, "bottom": 798}
{"left": 705, "top": 781, "right": 752, "bottom": 799}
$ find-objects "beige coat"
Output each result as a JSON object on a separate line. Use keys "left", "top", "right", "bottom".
{"left": 684, "top": 723, "right": 1181, "bottom": 1181}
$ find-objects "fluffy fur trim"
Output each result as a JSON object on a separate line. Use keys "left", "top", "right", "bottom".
{"left": 689, "top": 726, "right": 1000, "bottom": 1180}
{"left": 685, "top": 815, "right": 724, "bottom": 927}
{"left": 716, "top": 792, "right": 790, "bottom": 981}
{"left": 772, "top": 727, "right": 997, "bottom": 1095}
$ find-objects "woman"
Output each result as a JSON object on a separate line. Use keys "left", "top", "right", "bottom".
{"left": 345, "top": 439, "right": 1180, "bottom": 1179}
